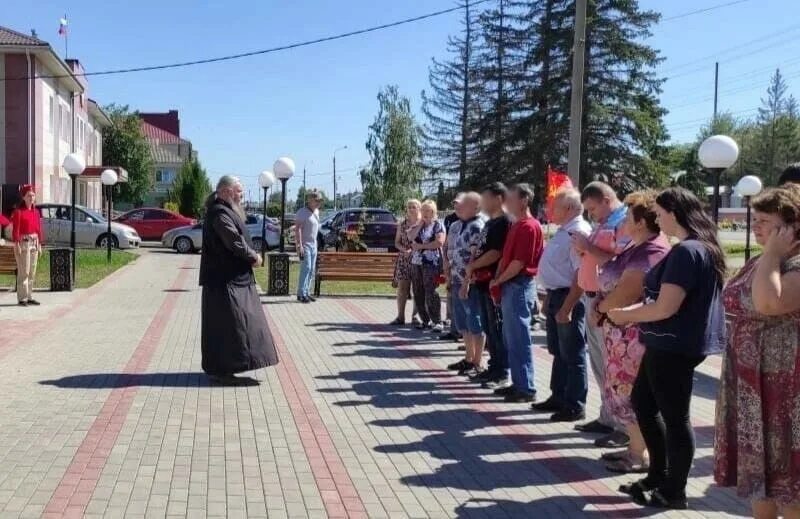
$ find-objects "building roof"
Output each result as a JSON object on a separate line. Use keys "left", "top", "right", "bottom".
{"left": 0, "top": 26, "right": 48, "bottom": 47}
{"left": 140, "top": 120, "right": 181, "bottom": 144}
{"left": 0, "top": 25, "right": 83, "bottom": 93}
{"left": 148, "top": 141, "right": 184, "bottom": 165}
{"left": 88, "top": 99, "right": 112, "bottom": 127}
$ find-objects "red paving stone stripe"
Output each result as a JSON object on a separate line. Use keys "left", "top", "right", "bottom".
{"left": 338, "top": 299, "right": 649, "bottom": 518}
{"left": 265, "top": 312, "right": 368, "bottom": 519}
{"left": 42, "top": 263, "right": 191, "bottom": 519}
{"left": 0, "top": 253, "right": 139, "bottom": 362}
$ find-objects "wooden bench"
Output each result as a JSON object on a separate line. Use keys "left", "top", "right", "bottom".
{"left": 0, "top": 246, "right": 17, "bottom": 290}
{"left": 314, "top": 252, "right": 397, "bottom": 296}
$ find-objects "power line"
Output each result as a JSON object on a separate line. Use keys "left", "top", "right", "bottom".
{"left": 2, "top": 1, "right": 491, "bottom": 82}
{"left": 661, "top": 0, "right": 753, "bottom": 22}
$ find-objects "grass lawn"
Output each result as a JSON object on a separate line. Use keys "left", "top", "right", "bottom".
{"left": 258, "top": 261, "right": 396, "bottom": 297}
{"left": 724, "top": 243, "right": 762, "bottom": 257}
{"left": 0, "top": 249, "right": 137, "bottom": 290}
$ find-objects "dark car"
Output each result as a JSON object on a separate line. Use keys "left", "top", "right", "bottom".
{"left": 322, "top": 208, "right": 398, "bottom": 252}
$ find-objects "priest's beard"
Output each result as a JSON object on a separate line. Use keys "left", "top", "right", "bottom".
{"left": 232, "top": 202, "right": 247, "bottom": 222}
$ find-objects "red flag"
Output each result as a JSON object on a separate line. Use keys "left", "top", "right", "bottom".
{"left": 545, "top": 166, "right": 573, "bottom": 221}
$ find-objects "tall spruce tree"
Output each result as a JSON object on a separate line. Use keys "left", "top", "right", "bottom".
{"left": 753, "top": 69, "right": 800, "bottom": 185}
{"left": 421, "top": 0, "right": 482, "bottom": 187}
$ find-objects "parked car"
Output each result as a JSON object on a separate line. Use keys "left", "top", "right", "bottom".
{"left": 317, "top": 213, "right": 337, "bottom": 251}
{"left": 115, "top": 208, "right": 196, "bottom": 241}
{"left": 162, "top": 214, "right": 280, "bottom": 254}
{"left": 37, "top": 204, "right": 141, "bottom": 249}
{"left": 322, "top": 208, "right": 398, "bottom": 252}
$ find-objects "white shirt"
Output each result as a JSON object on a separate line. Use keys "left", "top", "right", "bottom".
{"left": 537, "top": 215, "right": 592, "bottom": 290}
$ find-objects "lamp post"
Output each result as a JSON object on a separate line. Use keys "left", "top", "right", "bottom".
{"left": 267, "top": 157, "right": 295, "bottom": 296}
{"left": 734, "top": 175, "right": 763, "bottom": 261}
{"left": 698, "top": 135, "right": 740, "bottom": 225}
{"left": 62, "top": 153, "right": 85, "bottom": 280}
{"left": 333, "top": 146, "right": 347, "bottom": 211}
{"left": 258, "top": 170, "right": 276, "bottom": 262}
{"left": 100, "top": 169, "right": 118, "bottom": 264}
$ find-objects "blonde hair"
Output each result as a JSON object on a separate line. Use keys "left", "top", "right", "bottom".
{"left": 406, "top": 198, "right": 422, "bottom": 209}
{"left": 421, "top": 199, "right": 438, "bottom": 219}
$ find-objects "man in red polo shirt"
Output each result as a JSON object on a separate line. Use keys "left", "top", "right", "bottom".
{"left": 489, "top": 183, "right": 544, "bottom": 403}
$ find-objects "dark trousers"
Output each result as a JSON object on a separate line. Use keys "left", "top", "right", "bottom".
{"left": 411, "top": 264, "right": 442, "bottom": 325}
{"left": 544, "top": 288, "right": 588, "bottom": 412}
{"left": 477, "top": 285, "right": 507, "bottom": 378}
{"left": 632, "top": 348, "right": 705, "bottom": 497}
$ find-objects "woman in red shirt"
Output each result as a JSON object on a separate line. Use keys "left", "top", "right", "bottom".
{"left": 11, "top": 185, "right": 43, "bottom": 306}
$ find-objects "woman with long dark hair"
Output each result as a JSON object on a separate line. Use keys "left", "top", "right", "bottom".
{"left": 608, "top": 187, "right": 727, "bottom": 510}
{"left": 12, "top": 185, "right": 43, "bottom": 306}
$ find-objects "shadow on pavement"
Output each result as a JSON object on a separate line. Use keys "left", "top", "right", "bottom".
{"left": 39, "top": 372, "right": 227, "bottom": 388}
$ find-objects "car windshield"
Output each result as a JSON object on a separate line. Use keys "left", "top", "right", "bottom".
{"left": 345, "top": 211, "right": 395, "bottom": 223}
{"left": 81, "top": 207, "right": 106, "bottom": 223}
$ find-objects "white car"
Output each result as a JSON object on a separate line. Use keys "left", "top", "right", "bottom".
{"left": 37, "top": 204, "right": 141, "bottom": 249}
{"left": 162, "top": 214, "right": 280, "bottom": 254}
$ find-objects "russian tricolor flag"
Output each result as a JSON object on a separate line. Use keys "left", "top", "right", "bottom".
{"left": 58, "top": 16, "right": 67, "bottom": 36}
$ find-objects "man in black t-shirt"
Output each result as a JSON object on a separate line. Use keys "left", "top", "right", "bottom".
{"left": 465, "top": 182, "right": 512, "bottom": 388}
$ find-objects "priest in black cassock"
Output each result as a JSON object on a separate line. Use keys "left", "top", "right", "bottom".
{"left": 199, "top": 175, "right": 279, "bottom": 384}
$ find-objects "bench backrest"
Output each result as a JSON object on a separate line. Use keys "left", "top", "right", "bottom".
{"left": 317, "top": 252, "right": 397, "bottom": 273}
{"left": 0, "top": 247, "right": 15, "bottom": 274}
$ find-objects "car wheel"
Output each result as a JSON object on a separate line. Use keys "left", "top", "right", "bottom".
{"left": 174, "top": 236, "right": 194, "bottom": 254}
{"left": 97, "top": 233, "right": 119, "bottom": 249}
{"left": 252, "top": 237, "right": 265, "bottom": 252}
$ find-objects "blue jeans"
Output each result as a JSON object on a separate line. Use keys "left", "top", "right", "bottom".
{"left": 545, "top": 288, "right": 588, "bottom": 413}
{"left": 501, "top": 276, "right": 536, "bottom": 395}
{"left": 297, "top": 243, "right": 318, "bottom": 298}
{"left": 478, "top": 285, "right": 507, "bottom": 379}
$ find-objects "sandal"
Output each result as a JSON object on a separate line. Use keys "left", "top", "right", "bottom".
{"left": 606, "top": 456, "right": 650, "bottom": 474}
{"left": 647, "top": 489, "right": 688, "bottom": 510}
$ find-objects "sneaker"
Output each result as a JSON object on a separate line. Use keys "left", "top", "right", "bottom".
{"left": 431, "top": 323, "right": 445, "bottom": 333}
{"left": 472, "top": 370, "right": 493, "bottom": 382}
{"left": 415, "top": 321, "right": 431, "bottom": 330}
{"left": 484, "top": 377, "right": 511, "bottom": 390}
{"left": 307, "top": 295, "right": 317, "bottom": 302}
{"left": 389, "top": 317, "right": 405, "bottom": 326}
{"left": 504, "top": 391, "right": 536, "bottom": 403}
{"left": 439, "top": 332, "right": 460, "bottom": 341}
{"left": 457, "top": 363, "right": 475, "bottom": 376}
{"left": 531, "top": 397, "right": 562, "bottom": 413}
{"left": 299, "top": 296, "right": 311, "bottom": 304}
{"left": 17, "top": 301, "right": 28, "bottom": 307}
{"left": 411, "top": 316, "right": 422, "bottom": 326}
{"left": 27, "top": 299, "right": 40, "bottom": 306}
{"left": 550, "top": 409, "right": 586, "bottom": 422}
{"left": 493, "top": 385, "right": 516, "bottom": 396}
{"left": 447, "top": 359, "right": 470, "bottom": 371}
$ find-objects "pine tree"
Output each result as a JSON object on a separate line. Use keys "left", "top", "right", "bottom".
{"left": 421, "top": 0, "right": 482, "bottom": 187}
{"left": 753, "top": 69, "right": 800, "bottom": 185}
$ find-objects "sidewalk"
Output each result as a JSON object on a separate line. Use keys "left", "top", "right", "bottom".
{"left": 0, "top": 250, "right": 747, "bottom": 518}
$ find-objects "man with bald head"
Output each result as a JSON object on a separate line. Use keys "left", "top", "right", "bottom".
{"left": 533, "top": 188, "right": 592, "bottom": 421}
{"left": 199, "top": 176, "right": 279, "bottom": 384}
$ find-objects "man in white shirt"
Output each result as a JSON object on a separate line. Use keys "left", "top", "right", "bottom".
{"left": 532, "top": 188, "right": 592, "bottom": 422}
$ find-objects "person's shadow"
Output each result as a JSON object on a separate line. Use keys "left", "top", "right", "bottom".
{"left": 40, "top": 372, "right": 261, "bottom": 388}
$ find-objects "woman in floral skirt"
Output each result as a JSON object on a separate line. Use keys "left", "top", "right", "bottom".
{"left": 593, "top": 191, "right": 670, "bottom": 474}
{"left": 390, "top": 199, "right": 421, "bottom": 325}
{"left": 715, "top": 185, "right": 800, "bottom": 519}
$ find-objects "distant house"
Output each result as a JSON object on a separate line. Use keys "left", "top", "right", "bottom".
{"left": 139, "top": 110, "right": 196, "bottom": 207}
{"left": 0, "top": 26, "right": 112, "bottom": 211}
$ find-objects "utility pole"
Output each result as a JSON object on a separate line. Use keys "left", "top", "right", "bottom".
{"left": 567, "top": 0, "right": 588, "bottom": 188}
{"left": 713, "top": 62, "right": 719, "bottom": 123}
{"left": 333, "top": 155, "right": 337, "bottom": 211}
{"left": 302, "top": 165, "right": 307, "bottom": 192}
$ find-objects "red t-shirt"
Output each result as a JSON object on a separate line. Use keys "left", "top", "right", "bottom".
{"left": 11, "top": 206, "right": 43, "bottom": 244}
{"left": 500, "top": 216, "right": 544, "bottom": 277}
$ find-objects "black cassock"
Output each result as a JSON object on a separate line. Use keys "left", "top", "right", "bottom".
{"left": 199, "top": 198, "right": 278, "bottom": 375}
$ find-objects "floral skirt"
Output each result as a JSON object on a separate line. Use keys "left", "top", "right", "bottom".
{"left": 602, "top": 323, "right": 646, "bottom": 426}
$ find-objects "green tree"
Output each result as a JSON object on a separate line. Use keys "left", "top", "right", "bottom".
{"left": 361, "top": 86, "right": 424, "bottom": 213}
{"left": 102, "top": 104, "right": 153, "bottom": 206}
{"left": 295, "top": 186, "right": 328, "bottom": 210}
{"left": 752, "top": 69, "right": 800, "bottom": 185}
{"left": 168, "top": 158, "right": 212, "bottom": 218}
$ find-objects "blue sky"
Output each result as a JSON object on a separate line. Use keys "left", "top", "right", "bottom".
{"left": 5, "top": 0, "right": 799, "bottom": 201}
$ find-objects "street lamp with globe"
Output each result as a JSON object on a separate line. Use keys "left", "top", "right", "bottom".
{"left": 100, "top": 169, "right": 118, "bottom": 263}
{"left": 734, "top": 175, "right": 763, "bottom": 261}
{"left": 698, "top": 135, "right": 740, "bottom": 225}
{"left": 62, "top": 152, "right": 85, "bottom": 280}
{"left": 267, "top": 157, "right": 295, "bottom": 296}
{"left": 258, "top": 170, "right": 276, "bottom": 262}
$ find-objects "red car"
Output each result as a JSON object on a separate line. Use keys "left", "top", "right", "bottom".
{"left": 115, "top": 208, "right": 196, "bottom": 241}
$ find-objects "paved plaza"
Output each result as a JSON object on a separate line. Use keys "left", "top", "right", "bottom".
{"left": 0, "top": 250, "right": 748, "bottom": 518}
